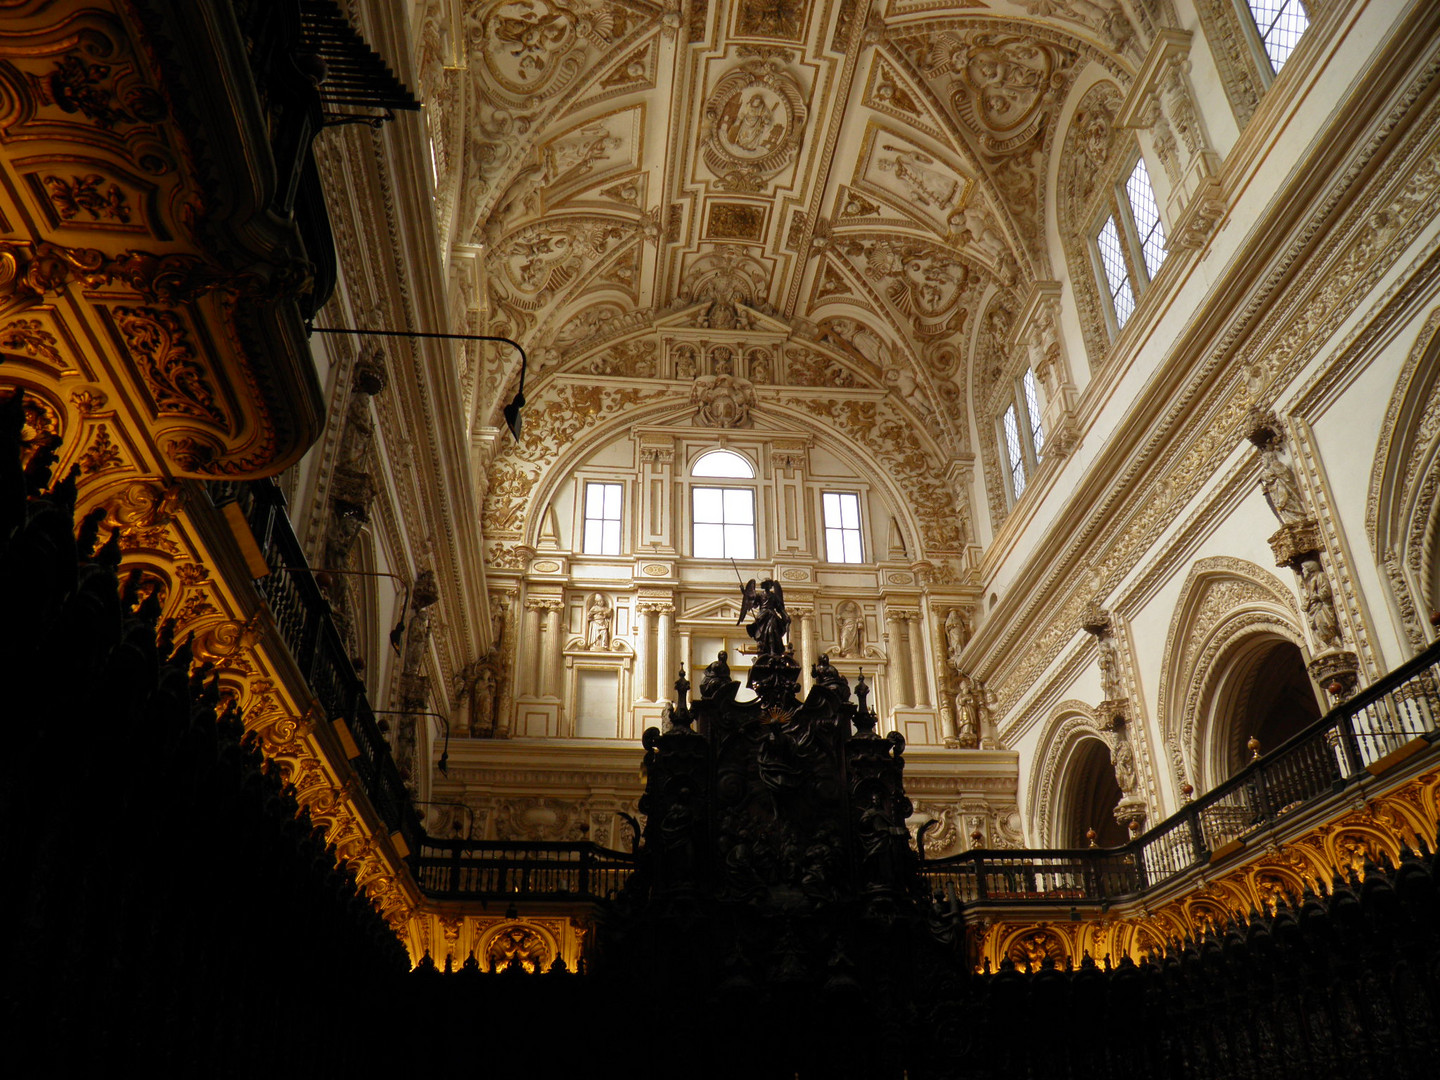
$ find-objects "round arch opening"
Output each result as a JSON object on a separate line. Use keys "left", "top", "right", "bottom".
{"left": 1062, "top": 737, "right": 1127, "bottom": 848}
{"left": 1204, "top": 636, "right": 1321, "bottom": 784}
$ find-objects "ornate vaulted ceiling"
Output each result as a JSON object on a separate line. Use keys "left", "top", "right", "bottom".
{"left": 416, "top": 0, "right": 1143, "bottom": 564}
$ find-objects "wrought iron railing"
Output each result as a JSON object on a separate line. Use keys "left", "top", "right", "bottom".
{"left": 413, "top": 839, "right": 636, "bottom": 902}
{"left": 203, "top": 483, "right": 1438, "bottom": 913}
{"left": 921, "top": 639, "right": 1440, "bottom": 906}
{"left": 208, "top": 479, "right": 424, "bottom": 857}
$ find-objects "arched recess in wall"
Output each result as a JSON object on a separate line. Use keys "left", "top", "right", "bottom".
{"left": 1199, "top": 634, "right": 1321, "bottom": 782}
{"left": 1367, "top": 305, "right": 1440, "bottom": 653}
{"left": 1156, "top": 557, "right": 1310, "bottom": 794}
{"left": 1029, "top": 702, "right": 1127, "bottom": 848}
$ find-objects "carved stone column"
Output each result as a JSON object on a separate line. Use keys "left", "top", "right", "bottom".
{"left": 634, "top": 602, "right": 653, "bottom": 702}
{"left": 491, "top": 593, "right": 514, "bottom": 738}
{"left": 793, "top": 605, "right": 815, "bottom": 693}
{"left": 521, "top": 598, "right": 544, "bottom": 696}
{"left": 654, "top": 602, "right": 675, "bottom": 704}
{"left": 906, "top": 613, "right": 930, "bottom": 707}
{"left": 636, "top": 435, "right": 676, "bottom": 552}
{"left": 678, "top": 627, "right": 692, "bottom": 687}
{"left": 1246, "top": 408, "right": 1358, "bottom": 700}
{"left": 1117, "top": 29, "right": 1227, "bottom": 251}
{"left": 321, "top": 349, "right": 387, "bottom": 653}
{"left": 540, "top": 600, "right": 563, "bottom": 698}
{"left": 884, "top": 609, "right": 907, "bottom": 711}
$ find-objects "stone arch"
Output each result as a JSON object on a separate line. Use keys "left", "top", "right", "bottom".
{"left": 1201, "top": 634, "right": 1321, "bottom": 782}
{"left": 1367, "top": 305, "right": 1440, "bottom": 653}
{"left": 1157, "top": 557, "right": 1308, "bottom": 793}
{"left": 1028, "top": 701, "right": 1123, "bottom": 848}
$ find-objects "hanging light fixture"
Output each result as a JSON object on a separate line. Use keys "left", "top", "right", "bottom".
{"left": 308, "top": 325, "right": 528, "bottom": 440}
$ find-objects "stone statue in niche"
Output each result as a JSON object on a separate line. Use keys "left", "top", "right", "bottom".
{"left": 1112, "top": 736, "right": 1138, "bottom": 795}
{"left": 1097, "top": 634, "right": 1124, "bottom": 701}
{"left": 944, "top": 608, "right": 970, "bottom": 664}
{"left": 1301, "top": 558, "right": 1343, "bottom": 649}
{"left": 834, "top": 600, "right": 863, "bottom": 658}
{"left": 953, "top": 674, "right": 980, "bottom": 748}
{"left": 471, "top": 667, "right": 497, "bottom": 736}
{"left": 586, "top": 592, "right": 613, "bottom": 650}
{"left": 1259, "top": 445, "right": 1307, "bottom": 525}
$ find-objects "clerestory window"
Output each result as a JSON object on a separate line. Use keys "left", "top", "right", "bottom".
{"left": 998, "top": 368, "right": 1046, "bottom": 505}
{"left": 582, "top": 482, "right": 623, "bottom": 555}
{"left": 1093, "top": 157, "right": 1167, "bottom": 334}
{"left": 692, "top": 487, "right": 756, "bottom": 559}
{"left": 690, "top": 449, "right": 757, "bottom": 559}
{"left": 1243, "top": 0, "right": 1309, "bottom": 74}
{"left": 822, "top": 492, "right": 864, "bottom": 564}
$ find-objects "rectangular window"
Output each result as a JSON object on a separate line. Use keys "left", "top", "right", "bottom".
{"left": 1095, "top": 158, "right": 1166, "bottom": 333}
{"left": 822, "top": 491, "right": 864, "bottom": 563}
{"left": 692, "top": 486, "right": 756, "bottom": 559}
{"left": 582, "top": 482, "right": 622, "bottom": 555}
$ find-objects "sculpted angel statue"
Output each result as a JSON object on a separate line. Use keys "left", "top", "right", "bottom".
{"left": 738, "top": 577, "right": 789, "bottom": 657}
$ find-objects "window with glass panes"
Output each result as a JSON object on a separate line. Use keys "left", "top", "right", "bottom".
{"left": 822, "top": 492, "right": 863, "bottom": 563}
{"left": 1244, "top": 0, "right": 1308, "bottom": 73}
{"left": 1093, "top": 157, "right": 1167, "bottom": 333}
{"left": 999, "top": 368, "right": 1046, "bottom": 505}
{"left": 692, "top": 486, "right": 756, "bottom": 559}
{"left": 582, "top": 482, "right": 623, "bottom": 555}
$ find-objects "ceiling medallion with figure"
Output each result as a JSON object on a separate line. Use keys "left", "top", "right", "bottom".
{"left": 701, "top": 59, "right": 808, "bottom": 191}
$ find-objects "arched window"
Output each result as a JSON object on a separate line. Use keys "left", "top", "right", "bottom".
{"left": 692, "top": 449, "right": 754, "bottom": 478}
{"left": 690, "top": 449, "right": 757, "bottom": 559}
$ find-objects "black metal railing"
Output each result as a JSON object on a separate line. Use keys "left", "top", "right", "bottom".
{"left": 922, "top": 639, "right": 1440, "bottom": 907}
{"left": 206, "top": 484, "right": 1438, "bottom": 914}
{"left": 209, "top": 479, "right": 423, "bottom": 856}
{"left": 413, "top": 839, "right": 636, "bottom": 902}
